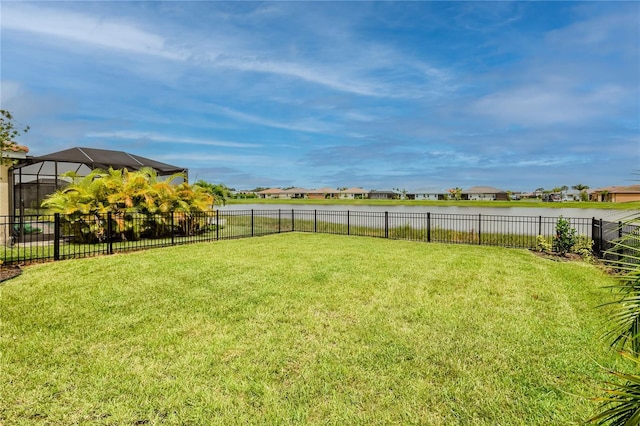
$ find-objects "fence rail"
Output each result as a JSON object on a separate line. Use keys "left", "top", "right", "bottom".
{"left": 592, "top": 219, "right": 639, "bottom": 263}
{"left": 0, "top": 210, "right": 635, "bottom": 265}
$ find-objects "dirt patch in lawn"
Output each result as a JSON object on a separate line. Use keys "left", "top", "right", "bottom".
{"left": 0, "top": 265, "right": 22, "bottom": 283}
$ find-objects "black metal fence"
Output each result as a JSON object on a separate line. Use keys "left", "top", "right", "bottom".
{"left": 0, "top": 209, "right": 634, "bottom": 265}
{"left": 592, "top": 219, "right": 640, "bottom": 263}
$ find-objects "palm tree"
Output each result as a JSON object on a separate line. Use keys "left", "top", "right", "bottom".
{"left": 448, "top": 187, "right": 462, "bottom": 201}
{"left": 572, "top": 184, "right": 590, "bottom": 201}
{"left": 589, "top": 211, "right": 640, "bottom": 424}
{"left": 41, "top": 169, "right": 112, "bottom": 242}
{"left": 572, "top": 184, "right": 589, "bottom": 192}
{"left": 194, "top": 180, "right": 231, "bottom": 207}
{"left": 41, "top": 167, "right": 212, "bottom": 241}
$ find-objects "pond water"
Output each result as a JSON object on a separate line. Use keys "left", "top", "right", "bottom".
{"left": 221, "top": 203, "right": 628, "bottom": 221}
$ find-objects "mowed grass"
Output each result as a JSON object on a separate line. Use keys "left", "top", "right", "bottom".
{"left": 1, "top": 233, "right": 622, "bottom": 424}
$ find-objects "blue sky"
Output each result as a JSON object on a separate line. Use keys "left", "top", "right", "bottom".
{"left": 1, "top": 1, "right": 638, "bottom": 192}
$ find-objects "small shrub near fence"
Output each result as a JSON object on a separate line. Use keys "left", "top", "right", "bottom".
{"left": 0, "top": 209, "right": 627, "bottom": 266}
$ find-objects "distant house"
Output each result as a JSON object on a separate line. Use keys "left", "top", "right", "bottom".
{"left": 369, "top": 190, "right": 398, "bottom": 200}
{"left": 590, "top": 185, "right": 640, "bottom": 203}
{"left": 307, "top": 187, "right": 339, "bottom": 199}
{"left": 282, "top": 187, "right": 309, "bottom": 199}
{"left": 257, "top": 188, "right": 283, "bottom": 199}
{"left": 408, "top": 192, "right": 440, "bottom": 201}
{"left": 257, "top": 187, "right": 310, "bottom": 199}
{"left": 462, "top": 186, "right": 508, "bottom": 201}
{"left": 340, "top": 187, "right": 368, "bottom": 199}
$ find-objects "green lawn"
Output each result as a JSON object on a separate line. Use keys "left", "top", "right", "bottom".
{"left": 1, "top": 233, "right": 623, "bottom": 424}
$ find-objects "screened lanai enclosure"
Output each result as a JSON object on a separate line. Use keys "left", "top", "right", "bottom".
{"left": 11, "top": 147, "right": 188, "bottom": 216}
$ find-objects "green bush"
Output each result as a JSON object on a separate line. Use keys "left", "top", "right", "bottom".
{"left": 535, "top": 235, "right": 552, "bottom": 253}
{"left": 572, "top": 236, "right": 594, "bottom": 262}
{"left": 553, "top": 216, "right": 577, "bottom": 255}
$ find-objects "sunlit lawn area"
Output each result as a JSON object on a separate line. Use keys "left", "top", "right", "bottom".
{"left": 1, "top": 233, "right": 622, "bottom": 424}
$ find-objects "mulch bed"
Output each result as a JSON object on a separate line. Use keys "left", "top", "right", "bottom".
{"left": 0, "top": 265, "right": 23, "bottom": 283}
{"left": 530, "top": 251, "right": 583, "bottom": 262}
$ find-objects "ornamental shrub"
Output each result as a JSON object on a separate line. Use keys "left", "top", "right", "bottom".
{"left": 571, "top": 236, "right": 594, "bottom": 262}
{"left": 553, "top": 216, "right": 577, "bottom": 255}
{"left": 42, "top": 167, "right": 214, "bottom": 242}
{"left": 535, "top": 235, "right": 552, "bottom": 253}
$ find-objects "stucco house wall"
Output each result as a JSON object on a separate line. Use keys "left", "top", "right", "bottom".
{"left": 411, "top": 193, "right": 440, "bottom": 200}
{"left": 612, "top": 192, "right": 640, "bottom": 203}
{"left": 590, "top": 186, "right": 640, "bottom": 203}
{"left": 257, "top": 188, "right": 281, "bottom": 199}
{"left": 340, "top": 188, "right": 368, "bottom": 199}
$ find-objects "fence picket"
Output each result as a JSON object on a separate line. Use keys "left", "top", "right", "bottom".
{"left": 1, "top": 210, "right": 634, "bottom": 266}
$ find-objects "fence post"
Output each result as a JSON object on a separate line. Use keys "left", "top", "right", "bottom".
{"left": 618, "top": 221, "right": 624, "bottom": 262}
{"left": 53, "top": 213, "right": 60, "bottom": 261}
{"left": 18, "top": 214, "right": 24, "bottom": 244}
{"left": 107, "top": 212, "right": 113, "bottom": 255}
{"left": 591, "top": 217, "right": 599, "bottom": 256}
{"left": 251, "top": 209, "right": 254, "bottom": 237}
{"left": 171, "top": 211, "right": 175, "bottom": 245}
{"left": 478, "top": 214, "right": 482, "bottom": 245}
{"left": 385, "top": 211, "right": 389, "bottom": 238}
{"left": 278, "top": 209, "right": 281, "bottom": 233}
{"left": 591, "top": 217, "right": 596, "bottom": 255}
{"left": 599, "top": 218, "right": 604, "bottom": 256}
{"left": 538, "top": 216, "right": 542, "bottom": 236}
{"left": 427, "top": 212, "right": 431, "bottom": 242}
{"left": 216, "top": 210, "right": 219, "bottom": 240}
{"left": 347, "top": 210, "right": 350, "bottom": 235}
{"left": 292, "top": 209, "right": 295, "bottom": 231}
{"left": 314, "top": 210, "right": 317, "bottom": 233}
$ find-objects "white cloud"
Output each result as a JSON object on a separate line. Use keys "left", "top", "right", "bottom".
{"left": 155, "top": 153, "right": 287, "bottom": 168}
{"left": 212, "top": 55, "right": 381, "bottom": 97}
{"left": 545, "top": 9, "right": 639, "bottom": 51}
{"left": 470, "top": 85, "right": 626, "bottom": 126}
{"left": 86, "top": 131, "right": 261, "bottom": 148}
{"left": 1, "top": 3, "right": 452, "bottom": 100}
{"left": 513, "top": 158, "right": 581, "bottom": 167}
{"left": 208, "top": 104, "right": 335, "bottom": 134}
{"left": 1, "top": 3, "right": 187, "bottom": 60}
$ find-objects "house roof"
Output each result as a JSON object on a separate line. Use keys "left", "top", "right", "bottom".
{"left": 462, "top": 186, "right": 506, "bottom": 194}
{"left": 283, "top": 187, "right": 310, "bottom": 193}
{"left": 257, "top": 188, "right": 283, "bottom": 194}
{"left": 592, "top": 185, "right": 640, "bottom": 194}
{"left": 20, "top": 147, "right": 186, "bottom": 175}
{"left": 369, "top": 190, "right": 398, "bottom": 195}
{"left": 308, "top": 187, "right": 339, "bottom": 194}
{"left": 341, "top": 187, "right": 367, "bottom": 194}
{"left": 2, "top": 141, "right": 29, "bottom": 153}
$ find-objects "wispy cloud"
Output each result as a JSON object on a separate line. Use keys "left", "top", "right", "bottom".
{"left": 470, "top": 84, "right": 627, "bottom": 126}
{"left": 1, "top": 2, "right": 453, "bottom": 100}
{"left": 86, "top": 131, "right": 261, "bottom": 148}
{"left": 211, "top": 56, "right": 381, "bottom": 97}
{"left": 1, "top": 3, "right": 187, "bottom": 60}
{"left": 208, "top": 104, "right": 336, "bottom": 134}
{"left": 155, "top": 153, "right": 288, "bottom": 169}
{"left": 1, "top": 2, "right": 637, "bottom": 190}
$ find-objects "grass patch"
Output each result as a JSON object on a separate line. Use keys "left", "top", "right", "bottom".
{"left": 1, "top": 233, "right": 621, "bottom": 424}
